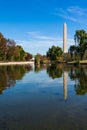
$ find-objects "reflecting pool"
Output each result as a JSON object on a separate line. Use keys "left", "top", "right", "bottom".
{"left": 0, "top": 64, "right": 87, "bottom": 130}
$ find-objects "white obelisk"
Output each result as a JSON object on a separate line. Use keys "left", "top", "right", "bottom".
{"left": 63, "top": 23, "right": 67, "bottom": 53}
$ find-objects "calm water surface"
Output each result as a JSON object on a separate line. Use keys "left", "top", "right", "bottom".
{"left": 0, "top": 64, "right": 87, "bottom": 130}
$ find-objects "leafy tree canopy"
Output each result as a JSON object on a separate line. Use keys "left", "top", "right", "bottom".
{"left": 69, "top": 29, "right": 87, "bottom": 60}
{"left": 47, "top": 45, "right": 63, "bottom": 61}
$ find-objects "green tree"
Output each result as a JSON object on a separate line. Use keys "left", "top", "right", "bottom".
{"left": 47, "top": 45, "right": 63, "bottom": 61}
{"left": 17, "top": 45, "right": 26, "bottom": 61}
{"left": 74, "top": 30, "right": 87, "bottom": 60}
{"left": 69, "top": 45, "right": 76, "bottom": 60}
{"left": 35, "top": 53, "right": 41, "bottom": 65}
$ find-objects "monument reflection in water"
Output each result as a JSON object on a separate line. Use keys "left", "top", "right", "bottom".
{"left": 0, "top": 64, "right": 87, "bottom": 130}
{"left": 63, "top": 71, "right": 68, "bottom": 100}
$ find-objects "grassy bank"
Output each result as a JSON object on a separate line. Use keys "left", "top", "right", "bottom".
{"left": 67, "top": 60, "right": 87, "bottom": 65}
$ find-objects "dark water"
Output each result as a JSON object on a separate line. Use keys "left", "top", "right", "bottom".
{"left": 0, "top": 64, "right": 87, "bottom": 130}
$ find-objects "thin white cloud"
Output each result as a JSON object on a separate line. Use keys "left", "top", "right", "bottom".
{"left": 27, "top": 31, "right": 58, "bottom": 41}
{"left": 67, "top": 6, "right": 87, "bottom": 16}
{"left": 54, "top": 6, "right": 87, "bottom": 23}
{"left": 55, "top": 12, "right": 78, "bottom": 22}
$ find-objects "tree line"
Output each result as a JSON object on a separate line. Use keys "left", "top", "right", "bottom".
{"left": 35, "top": 46, "right": 63, "bottom": 65}
{"left": 1, "top": 29, "right": 87, "bottom": 63}
{"left": 0, "top": 32, "right": 32, "bottom": 61}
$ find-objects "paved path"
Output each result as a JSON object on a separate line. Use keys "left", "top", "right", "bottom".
{"left": 0, "top": 61, "right": 34, "bottom": 66}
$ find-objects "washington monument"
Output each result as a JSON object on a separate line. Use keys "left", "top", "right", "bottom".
{"left": 63, "top": 23, "right": 67, "bottom": 53}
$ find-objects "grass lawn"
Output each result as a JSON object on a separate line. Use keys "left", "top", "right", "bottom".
{"left": 68, "top": 60, "right": 87, "bottom": 64}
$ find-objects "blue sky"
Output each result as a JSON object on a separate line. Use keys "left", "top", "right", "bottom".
{"left": 0, "top": 0, "right": 87, "bottom": 55}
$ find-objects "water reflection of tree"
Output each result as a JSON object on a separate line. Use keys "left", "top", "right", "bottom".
{"left": 0, "top": 65, "right": 32, "bottom": 94}
{"left": 47, "top": 64, "right": 62, "bottom": 79}
{"left": 34, "top": 64, "right": 48, "bottom": 73}
{"left": 69, "top": 66, "right": 87, "bottom": 95}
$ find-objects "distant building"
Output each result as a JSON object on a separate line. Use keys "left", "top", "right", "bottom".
{"left": 63, "top": 23, "right": 67, "bottom": 53}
